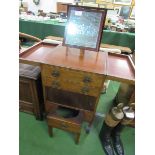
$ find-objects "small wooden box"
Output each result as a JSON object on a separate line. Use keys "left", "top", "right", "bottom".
{"left": 47, "top": 105, "right": 83, "bottom": 144}
{"left": 19, "top": 63, "right": 44, "bottom": 120}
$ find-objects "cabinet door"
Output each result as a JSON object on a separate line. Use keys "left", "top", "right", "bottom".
{"left": 19, "top": 78, "right": 34, "bottom": 114}
{"left": 19, "top": 78, "right": 34, "bottom": 103}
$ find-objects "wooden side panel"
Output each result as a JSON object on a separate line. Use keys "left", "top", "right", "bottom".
{"left": 19, "top": 78, "right": 34, "bottom": 103}
{"left": 19, "top": 76, "right": 44, "bottom": 119}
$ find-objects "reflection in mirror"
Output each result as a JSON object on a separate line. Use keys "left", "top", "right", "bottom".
{"left": 63, "top": 5, "right": 107, "bottom": 51}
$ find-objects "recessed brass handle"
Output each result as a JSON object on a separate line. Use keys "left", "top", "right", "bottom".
{"left": 81, "top": 86, "right": 90, "bottom": 94}
{"left": 51, "top": 70, "right": 60, "bottom": 77}
{"left": 51, "top": 81, "right": 60, "bottom": 89}
{"left": 83, "top": 76, "right": 92, "bottom": 83}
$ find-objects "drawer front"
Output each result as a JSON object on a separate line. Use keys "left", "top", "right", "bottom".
{"left": 47, "top": 116, "right": 80, "bottom": 133}
{"left": 42, "top": 65, "right": 103, "bottom": 88}
{"left": 43, "top": 76, "right": 101, "bottom": 97}
{"left": 42, "top": 65, "right": 104, "bottom": 97}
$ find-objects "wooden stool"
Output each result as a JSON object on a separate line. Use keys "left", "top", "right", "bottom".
{"left": 19, "top": 63, "right": 44, "bottom": 120}
{"left": 47, "top": 106, "right": 84, "bottom": 144}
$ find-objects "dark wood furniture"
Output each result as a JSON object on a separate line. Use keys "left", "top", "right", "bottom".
{"left": 19, "top": 63, "right": 44, "bottom": 120}
{"left": 57, "top": 2, "right": 71, "bottom": 13}
{"left": 19, "top": 33, "right": 44, "bottom": 120}
{"left": 19, "top": 42, "right": 135, "bottom": 143}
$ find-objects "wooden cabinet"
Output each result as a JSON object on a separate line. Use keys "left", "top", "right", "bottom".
{"left": 19, "top": 42, "right": 135, "bottom": 142}
{"left": 42, "top": 63, "right": 105, "bottom": 123}
{"left": 35, "top": 44, "right": 107, "bottom": 128}
{"left": 41, "top": 62, "right": 105, "bottom": 143}
{"left": 19, "top": 63, "right": 44, "bottom": 120}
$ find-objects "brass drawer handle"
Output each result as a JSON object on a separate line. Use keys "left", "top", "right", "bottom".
{"left": 51, "top": 70, "right": 60, "bottom": 77}
{"left": 81, "top": 86, "right": 90, "bottom": 94}
{"left": 61, "top": 122, "right": 68, "bottom": 128}
{"left": 83, "top": 76, "right": 92, "bottom": 83}
{"left": 51, "top": 81, "right": 60, "bottom": 89}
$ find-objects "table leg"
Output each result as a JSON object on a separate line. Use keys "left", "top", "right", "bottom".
{"left": 75, "top": 133, "right": 80, "bottom": 144}
{"left": 48, "top": 126, "right": 53, "bottom": 137}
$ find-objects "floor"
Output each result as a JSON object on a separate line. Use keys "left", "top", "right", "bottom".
{"left": 19, "top": 81, "right": 135, "bottom": 155}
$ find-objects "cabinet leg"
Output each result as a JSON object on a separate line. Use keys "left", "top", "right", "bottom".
{"left": 48, "top": 126, "right": 53, "bottom": 137}
{"left": 75, "top": 133, "right": 80, "bottom": 144}
{"left": 86, "top": 121, "right": 93, "bottom": 134}
{"left": 85, "top": 126, "right": 91, "bottom": 134}
{"left": 35, "top": 115, "right": 43, "bottom": 121}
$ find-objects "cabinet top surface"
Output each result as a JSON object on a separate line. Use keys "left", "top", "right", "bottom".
{"left": 19, "top": 42, "right": 135, "bottom": 84}
{"left": 19, "top": 42, "right": 107, "bottom": 75}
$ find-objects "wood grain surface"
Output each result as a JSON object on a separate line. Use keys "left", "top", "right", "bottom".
{"left": 19, "top": 42, "right": 135, "bottom": 84}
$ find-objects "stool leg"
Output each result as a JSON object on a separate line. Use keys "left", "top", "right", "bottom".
{"left": 48, "top": 126, "right": 53, "bottom": 137}
{"left": 75, "top": 133, "right": 80, "bottom": 144}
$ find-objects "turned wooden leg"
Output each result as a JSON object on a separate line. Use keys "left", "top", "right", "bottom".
{"left": 75, "top": 133, "right": 80, "bottom": 144}
{"left": 48, "top": 126, "right": 53, "bottom": 137}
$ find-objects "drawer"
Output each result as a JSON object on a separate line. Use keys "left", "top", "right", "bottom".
{"left": 47, "top": 115, "right": 81, "bottom": 133}
{"left": 43, "top": 76, "right": 101, "bottom": 97}
{"left": 42, "top": 64, "right": 103, "bottom": 88}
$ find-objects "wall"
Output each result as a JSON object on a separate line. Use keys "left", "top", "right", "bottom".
{"left": 20, "top": 0, "right": 57, "bottom": 14}
{"left": 57, "top": 0, "right": 74, "bottom": 3}
{"left": 20, "top": 0, "right": 75, "bottom": 14}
